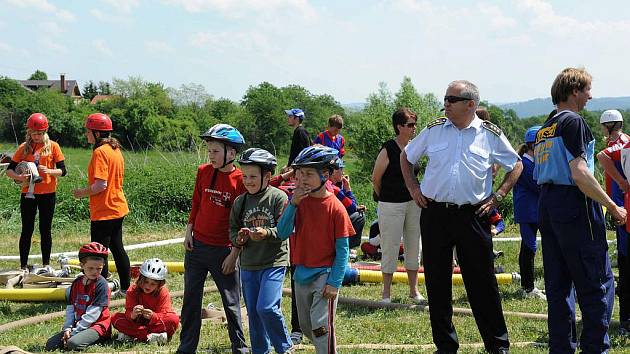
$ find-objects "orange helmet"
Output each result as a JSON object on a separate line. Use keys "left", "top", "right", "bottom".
{"left": 85, "top": 113, "right": 113, "bottom": 131}
{"left": 26, "top": 113, "right": 49, "bottom": 131}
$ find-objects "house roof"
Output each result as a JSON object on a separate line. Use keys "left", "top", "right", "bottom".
{"left": 18, "top": 80, "right": 82, "bottom": 97}
{"left": 90, "top": 95, "right": 115, "bottom": 105}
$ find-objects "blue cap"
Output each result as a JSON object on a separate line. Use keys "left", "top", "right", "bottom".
{"left": 285, "top": 108, "right": 305, "bottom": 118}
{"left": 524, "top": 125, "right": 542, "bottom": 143}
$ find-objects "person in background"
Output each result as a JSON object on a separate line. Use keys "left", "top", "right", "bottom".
{"left": 73, "top": 113, "right": 131, "bottom": 298}
{"left": 6, "top": 113, "right": 66, "bottom": 272}
{"left": 514, "top": 125, "right": 545, "bottom": 300}
{"left": 314, "top": 115, "right": 346, "bottom": 158}
{"left": 286, "top": 108, "right": 311, "bottom": 166}
{"left": 372, "top": 107, "right": 424, "bottom": 304}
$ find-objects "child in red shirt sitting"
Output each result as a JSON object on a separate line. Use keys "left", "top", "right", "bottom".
{"left": 45, "top": 242, "right": 111, "bottom": 351}
{"left": 112, "top": 258, "right": 180, "bottom": 345}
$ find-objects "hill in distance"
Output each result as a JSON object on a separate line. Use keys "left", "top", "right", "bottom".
{"left": 498, "top": 96, "right": 630, "bottom": 118}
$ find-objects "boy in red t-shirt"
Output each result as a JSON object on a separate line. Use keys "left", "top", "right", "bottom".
{"left": 46, "top": 242, "right": 111, "bottom": 351}
{"left": 177, "top": 124, "right": 248, "bottom": 354}
{"left": 277, "top": 146, "right": 354, "bottom": 354}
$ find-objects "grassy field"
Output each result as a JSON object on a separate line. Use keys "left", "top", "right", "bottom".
{"left": 0, "top": 144, "right": 629, "bottom": 353}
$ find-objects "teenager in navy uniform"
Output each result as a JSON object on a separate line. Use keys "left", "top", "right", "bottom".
{"left": 401, "top": 80, "right": 522, "bottom": 354}
{"left": 534, "top": 67, "right": 626, "bottom": 353}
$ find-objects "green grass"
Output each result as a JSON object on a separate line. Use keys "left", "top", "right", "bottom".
{"left": 1, "top": 143, "right": 630, "bottom": 352}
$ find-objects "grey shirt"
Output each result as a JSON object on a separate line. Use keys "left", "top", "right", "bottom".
{"left": 230, "top": 186, "right": 289, "bottom": 270}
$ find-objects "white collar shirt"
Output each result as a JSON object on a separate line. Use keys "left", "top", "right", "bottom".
{"left": 405, "top": 116, "right": 520, "bottom": 205}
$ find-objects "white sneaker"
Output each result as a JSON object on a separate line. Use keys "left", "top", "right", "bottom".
{"left": 147, "top": 332, "right": 168, "bottom": 345}
{"left": 524, "top": 287, "right": 546, "bottom": 300}
{"left": 116, "top": 332, "right": 133, "bottom": 342}
{"left": 290, "top": 331, "right": 303, "bottom": 345}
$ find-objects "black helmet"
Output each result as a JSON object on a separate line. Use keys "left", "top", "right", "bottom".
{"left": 238, "top": 148, "right": 277, "bottom": 173}
{"left": 292, "top": 146, "right": 339, "bottom": 171}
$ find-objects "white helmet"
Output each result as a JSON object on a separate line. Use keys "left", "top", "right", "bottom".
{"left": 140, "top": 258, "right": 168, "bottom": 281}
{"left": 600, "top": 110, "right": 623, "bottom": 124}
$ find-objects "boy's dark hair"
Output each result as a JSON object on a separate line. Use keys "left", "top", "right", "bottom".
{"left": 475, "top": 107, "right": 490, "bottom": 121}
{"left": 392, "top": 108, "right": 417, "bottom": 135}
{"left": 80, "top": 256, "right": 106, "bottom": 264}
{"left": 328, "top": 115, "right": 344, "bottom": 129}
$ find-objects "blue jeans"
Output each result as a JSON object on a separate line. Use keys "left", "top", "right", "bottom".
{"left": 241, "top": 267, "right": 292, "bottom": 354}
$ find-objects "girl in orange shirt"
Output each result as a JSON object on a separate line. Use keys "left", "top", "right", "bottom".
{"left": 72, "top": 113, "right": 131, "bottom": 296}
{"left": 6, "top": 113, "right": 66, "bottom": 271}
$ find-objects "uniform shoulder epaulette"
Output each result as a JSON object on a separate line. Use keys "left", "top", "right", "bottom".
{"left": 482, "top": 120, "right": 502, "bottom": 137}
{"left": 426, "top": 117, "right": 447, "bottom": 129}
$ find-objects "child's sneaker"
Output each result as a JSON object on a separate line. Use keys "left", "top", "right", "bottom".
{"left": 116, "top": 332, "right": 133, "bottom": 342}
{"left": 290, "top": 331, "right": 303, "bottom": 345}
{"left": 523, "top": 287, "right": 546, "bottom": 300}
{"left": 147, "top": 332, "right": 168, "bottom": 345}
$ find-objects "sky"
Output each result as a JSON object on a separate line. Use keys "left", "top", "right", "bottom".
{"left": 1, "top": 0, "right": 629, "bottom": 105}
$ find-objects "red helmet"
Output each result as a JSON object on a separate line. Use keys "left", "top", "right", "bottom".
{"left": 85, "top": 113, "right": 113, "bottom": 131}
{"left": 78, "top": 242, "right": 109, "bottom": 261}
{"left": 27, "top": 113, "right": 49, "bottom": 131}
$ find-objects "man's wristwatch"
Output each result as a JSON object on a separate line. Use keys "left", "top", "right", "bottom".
{"left": 493, "top": 192, "right": 504, "bottom": 202}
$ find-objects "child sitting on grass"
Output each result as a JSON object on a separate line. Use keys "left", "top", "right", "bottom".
{"left": 46, "top": 242, "right": 111, "bottom": 351}
{"left": 112, "top": 258, "right": 180, "bottom": 345}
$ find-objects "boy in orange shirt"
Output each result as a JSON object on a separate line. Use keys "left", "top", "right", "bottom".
{"left": 277, "top": 146, "right": 354, "bottom": 354}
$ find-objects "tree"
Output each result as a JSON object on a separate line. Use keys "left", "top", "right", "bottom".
{"left": 167, "top": 83, "right": 211, "bottom": 107}
{"left": 83, "top": 81, "right": 98, "bottom": 100}
{"left": 98, "top": 81, "right": 111, "bottom": 95}
{"left": 28, "top": 70, "right": 48, "bottom": 80}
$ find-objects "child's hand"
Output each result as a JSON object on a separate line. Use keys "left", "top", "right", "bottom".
{"left": 249, "top": 227, "right": 267, "bottom": 241}
{"left": 291, "top": 187, "right": 310, "bottom": 206}
{"left": 237, "top": 228, "right": 250, "bottom": 245}
{"left": 132, "top": 305, "right": 144, "bottom": 319}
{"left": 322, "top": 284, "right": 338, "bottom": 299}
{"left": 221, "top": 251, "right": 238, "bottom": 275}
{"left": 62, "top": 329, "right": 71, "bottom": 346}
{"left": 142, "top": 308, "right": 154, "bottom": 319}
{"left": 38, "top": 165, "right": 51, "bottom": 175}
{"left": 184, "top": 226, "right": 194, "bottom": 251}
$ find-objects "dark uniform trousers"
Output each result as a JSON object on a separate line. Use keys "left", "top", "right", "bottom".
{"left": 539, "top": 184, "right": 614, "bottom": 354}
{"left": 421, "top": 201, "right": 509, "bottom": 354}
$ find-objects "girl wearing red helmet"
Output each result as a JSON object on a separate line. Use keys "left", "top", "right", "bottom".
{"left": 72, "top": 113, "right": 131, "bottom": 296}
{"left": 5, "top": 113, "right": 66, "bottom": 271}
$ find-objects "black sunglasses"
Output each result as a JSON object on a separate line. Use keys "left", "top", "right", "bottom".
{"left": 444, "top": 95, "right": 472, "bottom": 104}
{"left": 404, "top": 122, "right": 417, "bottom": 128}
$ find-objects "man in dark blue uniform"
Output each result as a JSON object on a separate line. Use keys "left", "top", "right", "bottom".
{"left": 534, "top": 67, "right": 627, "bottom": 353}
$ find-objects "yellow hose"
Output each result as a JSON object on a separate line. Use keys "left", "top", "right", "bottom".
{"left": 0, "top": 287, "right": 68, "bottom": 301}
{"left": 357, "top": 270, "right": 519, "bottom": 285}
{"left": 67, "top": 260, "right": 185, "bottom": 273}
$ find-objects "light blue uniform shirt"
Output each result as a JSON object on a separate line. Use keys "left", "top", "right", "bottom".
{"left": 405, "top": 116, "right": 520, "bottom": 206}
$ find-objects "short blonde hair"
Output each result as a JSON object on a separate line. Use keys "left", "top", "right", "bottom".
{"left": 551, "top": 67, "right": 592, "bottom": 105}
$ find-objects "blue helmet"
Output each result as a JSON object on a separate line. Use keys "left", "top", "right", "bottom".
{"left": 285, "top": 108, "right": 305, "bottom": 118}
{"left": 524, "top": 125, "right": 542, "bottom": 143}
{"left": 292, "top": 146, "right": 339, "bottom": 170}
{"left": 200, "top": 124, "right": 245, "bottom": 149}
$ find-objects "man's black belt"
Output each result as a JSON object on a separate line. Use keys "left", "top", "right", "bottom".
{"left": 429, "top": 200, "right": 478, "bottom": 211}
